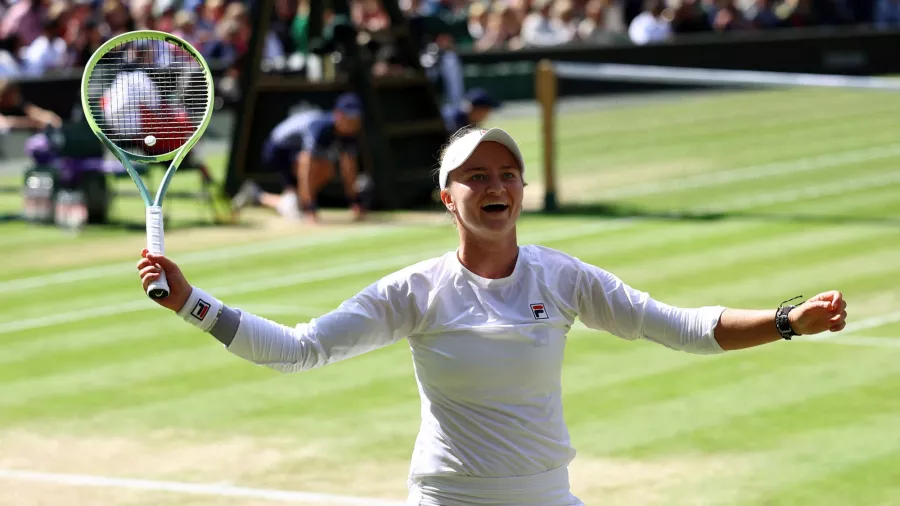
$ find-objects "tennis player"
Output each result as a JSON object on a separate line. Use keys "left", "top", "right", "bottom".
{"left": 137, "top": 126, "right": 848, "bottom": 505}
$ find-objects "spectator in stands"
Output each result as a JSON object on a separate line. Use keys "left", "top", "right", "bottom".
{"left": 0, "top": 0, "right": 45, "bottom": 49}
{"left": 231, "top": 93, "right": 366, "bottom": 223}
{"left": 172, "top": 9, "right": 202, "bottom": 48}
{"left": 521, "top": 0, "right": 575, "bottom": 47}
{"left": 467, "top": 2, "right": 489, "bottom": 40}
{"left": 628, "top": 0, "right": 672, "bottom": 45}
{"left": 710, "top": 0, "right": 752, "bottom": 32}
{"left": 130, "top": 0, "right": 155, "bottom": 30}
{"left": 0, "top": 79, "right": 62, "bottom": 134}
{"left": 0, "top": 36, "right": 20, "bottom": 77}
{"left": 100, "top": 0, "right": 135, "bottom": 39}
{"left": 20, "top": 15, "right": 69, "bottom": 75}
{"left": 578, "top": 0, "right": 625, "bottom": 44}
{"left": 154, "top": 1, "right": 179, "bottom": 33}
{"left": 196, "top": 0, "right": 227, "bottom": 45}
{"left": 670, "top": 0, "right": 713, "bottom": 33}
{"left": 474, "top": 2, "right": 523, "bottom": 51}
{"left": 745, "top": 0, "right": 781, "bottom": 29}
{"left": 271, "top": 0, "right": 302, "bottom": 55}
{"left": 442, "top": 87, "right": 501, "bottom": 133}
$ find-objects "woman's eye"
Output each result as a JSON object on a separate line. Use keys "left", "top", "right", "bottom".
{"left": 503, "top": 172, "right": 517, "bottom": 179}
{"left": 471, "top": 174, "right": 487, "bottom": 181}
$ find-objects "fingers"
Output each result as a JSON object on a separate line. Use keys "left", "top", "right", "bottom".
{"left": 146, "top": 253, "right": 178, "bottom": 273}
{"left": 830, "top": 320, "right": 847, "bottom": 332}
{"left": 830, "top": 291, "right": 843, "bottom": 312}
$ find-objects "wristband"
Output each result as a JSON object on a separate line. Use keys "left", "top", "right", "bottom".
{"left": 176, "top": 287, "right": 223, "bottom": 332}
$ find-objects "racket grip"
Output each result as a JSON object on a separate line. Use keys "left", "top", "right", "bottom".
{"left": 146, "top": 206, "right": 170, "bottom": 300}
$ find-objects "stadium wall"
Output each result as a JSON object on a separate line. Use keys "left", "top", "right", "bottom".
{"left": 458, "top": 26, "right": 900, "bottom": 101}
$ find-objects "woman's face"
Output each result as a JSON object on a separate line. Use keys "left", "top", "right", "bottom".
{"left": 442, "top": 141, "right": 525, "bottom": 241}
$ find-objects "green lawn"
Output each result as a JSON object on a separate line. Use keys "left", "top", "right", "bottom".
{"left": 1, "top": 87, "right": 900, "bottom": 506}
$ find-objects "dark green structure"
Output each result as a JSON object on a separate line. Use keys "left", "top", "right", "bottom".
{"left": 225, "top": 0, "right": 449, "bottom": 210}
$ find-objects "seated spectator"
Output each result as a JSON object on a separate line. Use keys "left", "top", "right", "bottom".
{"left": 130, "top": 0, "right": 155, "bottom": 30}
{"left": 155, "top": 0, "right": 179, "bottom": 33}
{"left": 774, "top": 0, "right": 821, "bottom": 27}
{"left": 578, "top": 0, "right": 623, "bottom": 44}
{"left": 0, "top": 36, "right": 20, "bottom": 77}
{"left": 20, "top": 16, "right": 69, "bottom": 76}
{"left": 553, "top": 0, "right": 580, "bottom": 42}
{"left": 521, "top": 0, "right": 575, "bottom": 47}
{"left": 0, "top": 0, "right": 45, "bottom": 49}
{"left": 745, "top": 0, "right": 781, "bottom": 29}
{"left": 710, "top": 0, "right": 752, "bottom": 32}
{"left": 467, "top": 1, "right": 489, "bottom": 40}
{"left": 670, "top": 0, "right": 713, "bottom": 33}
{"left": 628, "top": 0, "right": 672, "bottom": 45}
{"left": 100, "top": 0, "right": 135, "bottom": 39}
{"left": 0, "top": 79, "right": 62, "bottom": 134}
{"left": 474, "top": 3, "right": 523, "bottom": 51}
{"left": 172, "top": 9, "right": 203, "bottom": 49}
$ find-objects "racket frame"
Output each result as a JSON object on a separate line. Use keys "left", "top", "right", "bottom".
{"left": 80, "top": 30, "right": 215, "bottom": 299}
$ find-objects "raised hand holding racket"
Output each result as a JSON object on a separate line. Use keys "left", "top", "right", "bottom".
{"left": 80, "top": 30, "right": 214, "bottom": 300}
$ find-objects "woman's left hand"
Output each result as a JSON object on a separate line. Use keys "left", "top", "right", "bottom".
{"left": 790, "top": 291, "right": 848, "bottom": 336}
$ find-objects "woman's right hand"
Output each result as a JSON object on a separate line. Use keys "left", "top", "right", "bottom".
{"left": 137, "top": 249, "right": 192, "bottom": 312}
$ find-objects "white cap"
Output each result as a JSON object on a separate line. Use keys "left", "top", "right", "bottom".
{"left": 439, "top": 128, "right": 525, "bottom": 190}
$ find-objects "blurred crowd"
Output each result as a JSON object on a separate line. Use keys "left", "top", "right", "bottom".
{"left": 391, "top": 0, "right": 899, "bottom": 50}
{"left": 0, "top": 0, "right": 310, "bottom": 77}
{"left": 1, "top": 0, "right": 898, "bottom": 79}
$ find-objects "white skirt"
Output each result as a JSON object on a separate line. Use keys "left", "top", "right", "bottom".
{"left": 406, "top": 465, "right": 583, "bottom": 506}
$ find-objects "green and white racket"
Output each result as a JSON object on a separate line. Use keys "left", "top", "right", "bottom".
{"left": 80, "top": 30, "right": 214, "bottom": 300}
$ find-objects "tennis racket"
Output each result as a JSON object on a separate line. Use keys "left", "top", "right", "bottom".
{"left": 80, "top": 30, "right": 214, "bottom": 300}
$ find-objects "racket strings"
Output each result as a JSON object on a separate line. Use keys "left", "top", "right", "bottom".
{"left": 87, "top": 36, "right": 210, "bottom": 156}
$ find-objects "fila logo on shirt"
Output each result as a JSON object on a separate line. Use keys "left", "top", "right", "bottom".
{"left": 191, "top": 299, "right": 211, "bottom": 320}
{"left": 530, "top": 303, "right": 549, "bottom": 320}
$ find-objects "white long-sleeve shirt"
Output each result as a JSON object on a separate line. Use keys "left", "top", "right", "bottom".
{"left": 225, "top": 245, "right": 726, "bottom": 481}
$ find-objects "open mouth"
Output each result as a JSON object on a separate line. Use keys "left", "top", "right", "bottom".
{"left": 481, "top": 203, "right": 509, "bottom": 213}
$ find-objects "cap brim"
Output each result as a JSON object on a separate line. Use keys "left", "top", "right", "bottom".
{"left": 439, "top": 128, "right": 525, "bottom": 189}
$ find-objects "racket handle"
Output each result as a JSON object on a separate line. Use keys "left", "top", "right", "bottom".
{"left": 146, "top": 206, "right": 170, "bottom": 300}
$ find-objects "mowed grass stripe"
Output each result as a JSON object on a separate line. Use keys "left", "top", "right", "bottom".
{"left": 559, "top": 102, "right": 900, "bottom": 160}
{"left": 64, "top": 342, "right": 417, "bottom": 433}
{"left": 583, "top": 224, "right": 884, "bottom": 290}
{"left": 627, "top": 158, "right": 900, "bottom": 212}
{"left": 662, "top": 239, "right": 900, "bottom": 303}
{"left": 625, "top": 367, "right": 900, "bottom": 456}
{"left": 750, "top": 444, "right": 900, "bottom": 506}
{"left": 780, "top": 184, "right": 900, "bottom": 219}
{"left": 553, "top": 113, "right": 900, "bottom": 173}
{"left": 731, "top": 410, "right": 900, "bottom": 506}
{"left": 568, "top": 345, "right": 898, "bottom": 456}
{"left": 562, "top": 338, "right": 852, "bottom": 419}
{"left": 508, "top": 88, "right": 893, "bottom": 145}
{"left": 0, "top": 219, "right": 617, "bottom": 320}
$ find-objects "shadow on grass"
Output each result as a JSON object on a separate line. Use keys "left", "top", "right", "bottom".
{"left": 522, "top": 202, "right": 900, "bottom": 227}
{"left": 0, "top": 213, "right": 253, "bottom": 232}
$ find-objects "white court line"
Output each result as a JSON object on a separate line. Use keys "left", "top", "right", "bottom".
{"left": 698, "top": 170, "right": 900, "bottom": 213}
{"left": 7, "top": 142, "right": 900, "bottom": 295}
{"left": 0, "top": 224, "right": 409, "bottom": 294}
{"left": 808, "top": 336, "right": 900, "bottom": 349}
{"left": 0, "top": 469, "right": 405, "bottom": 505}
{"left": 0, "top": 221, "right": 630, "bottom": 335}
{"left": 603, "top": 143, "right": 900, "bottom": 199}
{"left": 806, "top": 310, "right": 900, "bottom": 342}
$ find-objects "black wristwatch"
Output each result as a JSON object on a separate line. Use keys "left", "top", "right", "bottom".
{"left": 775, "top": 305, "right": 798, "bottom": 340}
